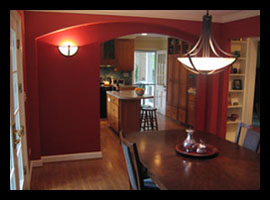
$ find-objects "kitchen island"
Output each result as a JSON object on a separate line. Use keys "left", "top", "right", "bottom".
{"left": 106, "top": 90, "right": 153, "bottom": 134}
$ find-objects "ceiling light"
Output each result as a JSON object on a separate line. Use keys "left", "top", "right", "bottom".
{"left": 177, "top": 11, "right": 238, "bottom": 75}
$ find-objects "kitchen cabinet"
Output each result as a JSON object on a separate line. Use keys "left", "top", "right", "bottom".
{"left": 100, "top": 39, "right": 134, "bottom": 71}
{"left": 100, "top": 40, "right": 117, "bottom": 66}
{"left": 107, "top": 91, "right": 153, "bottom": 134}
{"left": 166, "top": 38, "right": 196, "bottom": 126}
{"left": 115, "top": 39, "right": 134, "bottom": 71}
{"left": 107, "top": 93, "right": 119, "bottom": 132}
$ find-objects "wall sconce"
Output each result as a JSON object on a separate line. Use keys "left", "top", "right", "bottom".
{"left": 58, "top": 41, "right": 78, "bottom": 57}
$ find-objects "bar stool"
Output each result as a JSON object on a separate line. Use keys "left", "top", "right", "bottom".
{"left": 140, "top": 105, "right": 158, "bottom": 131}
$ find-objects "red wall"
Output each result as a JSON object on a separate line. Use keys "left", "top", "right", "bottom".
{"left": 37, "top": 41, "right": 100, "bottom": 155}
{"left": 24, "top": 11, "right": 208, "bottom": 160}
{"left": 23, "top": 11, "right": 260, "bottom": 160}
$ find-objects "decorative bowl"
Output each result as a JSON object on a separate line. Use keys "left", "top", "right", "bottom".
{"left": 135, "top": 88, "right": 145, "bottom": 96}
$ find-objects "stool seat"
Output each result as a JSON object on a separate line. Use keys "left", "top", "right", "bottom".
{"left": 141, "top": 106, "right": 157, "bottom": 111}
{"left": 140, "top": 105, "right": 158, "bottom": 131}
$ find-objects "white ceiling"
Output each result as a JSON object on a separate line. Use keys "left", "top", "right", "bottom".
{"left": 30, "top": 10, "right": 260, "bottom": 23}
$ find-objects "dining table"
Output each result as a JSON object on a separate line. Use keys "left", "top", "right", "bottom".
{"left": 125, "top": 129, "right": 260, "bottom": 190}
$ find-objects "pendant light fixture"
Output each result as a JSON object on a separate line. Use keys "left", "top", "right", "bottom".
{"left": 177, "top": 10, "right": 238, "bottom": 75}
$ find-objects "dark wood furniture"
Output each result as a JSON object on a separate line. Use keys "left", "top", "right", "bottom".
{"left": 166, "top": 38, "right": 196, "bottom": 126}
{"left": 125, "top": 129, "right": 260, "bottom": 190}
{"left": 140, "top": 106, "right": 159, "bottom": 131}
{"left": 235, "top": 122, "right": 260, "bottom": 152}
{"left": 119, "top": 131, "right": 159, "bottom": 190}
{"left": 100, "top": 39, "right": 134, "bottom": 71}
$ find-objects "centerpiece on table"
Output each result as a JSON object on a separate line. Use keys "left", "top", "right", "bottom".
{"left": 175, "top": 126, "right": 219, "bottom": 158}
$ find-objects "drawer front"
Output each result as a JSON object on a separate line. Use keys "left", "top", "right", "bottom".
{"left": 107, "top": 94, "right": 119, "bottom": 105}
{"left": 110, "top": 103, "right": 119, "bottom": 119}
{"left": 110, "top": 116, "right": 119, "bottom": 132}
{"left": 109, "top": 94, "right": 119, "bottom": 105}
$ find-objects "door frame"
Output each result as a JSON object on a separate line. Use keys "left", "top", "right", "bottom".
{"left": 10, "top": 10, "right": 30, "bottom": 190}
{"left": 155, "top": 50, "right": 167, "bottom": 115}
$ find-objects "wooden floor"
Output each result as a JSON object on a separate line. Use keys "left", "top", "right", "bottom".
{"left": 30, "top": 113, "right": 184, "bottom": 190}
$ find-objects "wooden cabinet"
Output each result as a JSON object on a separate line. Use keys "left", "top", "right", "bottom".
{"left": 166, "top": 38, "right": 196, "bottom": 126}
{"left": 107, "top": 93, "right": 120, "bottom": 132}
{"left": 107, "top": 92, "right": 141, "bottom": 134}
{"left": 100, "top": 39, "right": 134, "bottom": 71}
{"left": 115, "top": 39, "right": 134, "bottom": 71}
{"left": 100, "top": 40, "right": 117, "bottom": 66}
{"left": 187, "top": 94, "right": 195, "bottom": 126}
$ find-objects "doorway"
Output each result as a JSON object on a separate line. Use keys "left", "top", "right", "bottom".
{"left": 10, "top": 10, "right": 30, "bottom": 190}
{"left": 252, "top": 41, "right": 260, "bottom": 127}
{"left": 134, "top": 50, "right": 156, "bottom": 107}
{"left": 155, "top": 50, "right": 167, "bottom": 115}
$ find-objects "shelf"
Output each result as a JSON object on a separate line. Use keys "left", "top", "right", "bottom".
{"left": 236, "top": 57, "right": 246, "bottom": 61}
{"left": 227, "top": 120, "right": 240, "bottom": 125}
{"left": 231, "top": 40, "right": 247, "bottom": 45}
{"left": 229, "top": 90, "right": 244, "bottom": 93}
{"left": 228, "top": 105, "right": 242, "bottom": 108}
{"left": 229, "top": 73, "right": 245, "bottom": 77}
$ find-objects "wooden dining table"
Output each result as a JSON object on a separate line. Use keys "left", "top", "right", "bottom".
{"left": 125, "top": 129, "right": 260, "bottom": 190}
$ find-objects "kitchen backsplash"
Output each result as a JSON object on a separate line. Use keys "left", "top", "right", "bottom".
{"left": 100, "top": 67, "right": 132, "bottom": 85}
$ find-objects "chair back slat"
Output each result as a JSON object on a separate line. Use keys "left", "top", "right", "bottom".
{"left": 243, "top": 129, "right": 260, "bottom": 152}
{"left": 121, "top": 143, "right": 139, "bottom": 190}
{"left": 235, "top": 122, "right": 260, "bottom": 152}
{"left": 120, "top": 131, "right": 143, "bottom": 190}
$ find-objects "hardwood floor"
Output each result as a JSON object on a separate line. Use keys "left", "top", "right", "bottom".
{"left": 30, "top": 113, "right": 184, "bottom": 190}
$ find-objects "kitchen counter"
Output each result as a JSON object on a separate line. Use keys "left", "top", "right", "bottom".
{"left": 106, "top": 91, "right": 153, "bottom": 134}
{"left": 106, "top": 90, "right": 153, "bottom": 100}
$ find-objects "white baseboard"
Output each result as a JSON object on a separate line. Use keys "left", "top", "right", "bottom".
{"left": 30, "top": 151, "right": 102, "bottom": 178}
{"left": 30, "top": 159, "right": 43, "bottom": 183}
{"left": 31, "top": 159, "right": 44, "bottom": 167}
{"left": 41, "top": 151, "right": 102, "bottom": 163}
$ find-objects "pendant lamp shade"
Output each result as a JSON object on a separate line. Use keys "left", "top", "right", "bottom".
{"left": 177, "top": 11, "right": 238, "bottom": 75}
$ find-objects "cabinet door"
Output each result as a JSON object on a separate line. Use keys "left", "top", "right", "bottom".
{"left": 172, "top": 82, "right": 179, "bottom": 107}
{"left": 178, "top": 108, "right": 186, "bottom": 123}
{"left": 179, "top": 63, "right": 187, "bottom": 84}
{"left": 107, "top": 95, "right": 112, "bottom": 124}
{"left": 167, "top": 55, "right": 174, "bottom": 81}
{"left": 166, "top": 81, "right": 173, "bottom": 106}
{"left": 187, "top": 94, "right": 195, "bottom": 126}
{"left": 115, "top": 39, "right": 134, "bottom": 71}
{"left": 100, "top": 40, "right": 117, "bottom": 66}
{"left": 172, "top": 55, "right": 180, "bottom": 83}
{"left": 178, "top": 84, "right": 187, "bottom": 109}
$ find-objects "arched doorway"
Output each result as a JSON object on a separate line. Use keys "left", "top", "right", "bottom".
{"left": 33, "top": 19, "right": 199, "bottom": 160}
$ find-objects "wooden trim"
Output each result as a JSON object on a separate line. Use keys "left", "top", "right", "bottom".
{"left": 30, "top": 159, "right": 43, "bottom": 185}
{"left": 41, "top": 151, "right": 103, "bottom": 163}
{"left": 30, "top": 152, "right": 102, "bottom": 169}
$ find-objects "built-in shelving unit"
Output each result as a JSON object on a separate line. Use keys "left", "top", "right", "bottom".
{"left": 225, "top": 37, "right": 259, "bottom": 143}
{"left": 226, "top": 38, "right": 247, "bottom": 142}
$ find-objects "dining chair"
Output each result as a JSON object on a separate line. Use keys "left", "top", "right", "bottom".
{"left": 235, "top": 122, "right": 260, "bottom": 152}
{"left": 119, "top": 131, "right": 159, "bottom": 190}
